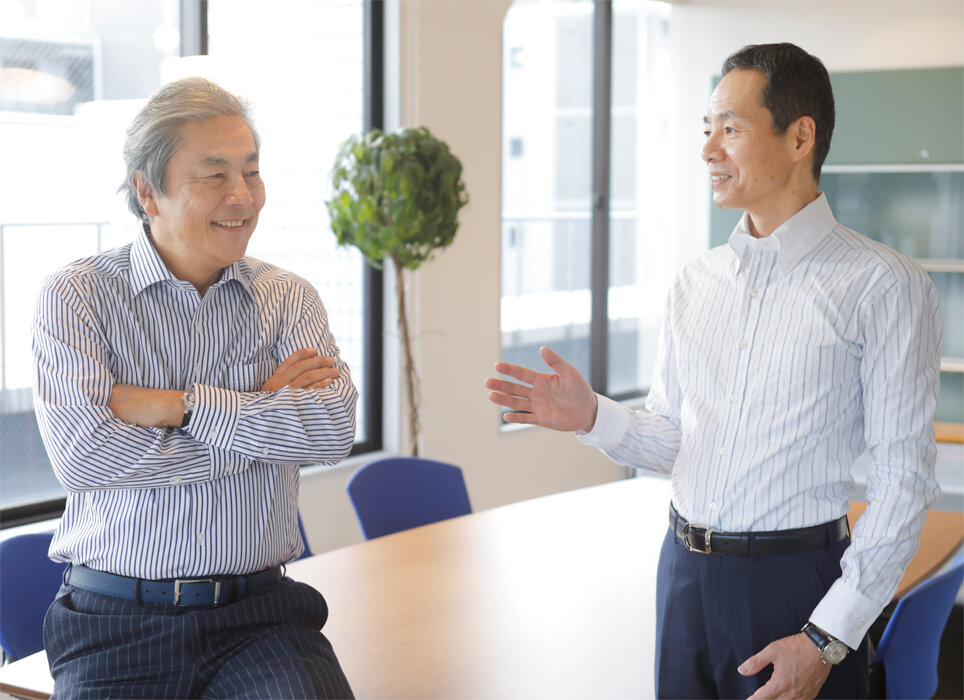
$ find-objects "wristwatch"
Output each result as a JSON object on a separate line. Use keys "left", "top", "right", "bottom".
{"left": 801, "top": 622, "right": 849, "bottom": 665}
{"left": 180, "top": 388, "right": 196, "bottom": 428}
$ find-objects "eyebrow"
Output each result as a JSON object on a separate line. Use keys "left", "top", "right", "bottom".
{"left": 703, "top": 110, "right": 739, "bottom": 125}
{"left": 198, "top": 152, "right": 259, "bottom": 166}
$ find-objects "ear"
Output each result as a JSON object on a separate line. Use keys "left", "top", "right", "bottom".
{"left": 789, "top": 115, "right": 817, "bottom": 165}
{"left": 132, "top": 171, "right": 159, "bottom": 218}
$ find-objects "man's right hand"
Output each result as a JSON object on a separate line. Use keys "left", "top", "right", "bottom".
{"left": 261, "top": 348, "right": 340, "bottom": 393}
{"left": 484, "top": 346, "right": 598, "bottom": 433}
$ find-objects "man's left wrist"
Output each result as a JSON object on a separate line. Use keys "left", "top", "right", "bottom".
{"left": 180, "top": 387, "right": 196, "bottom": 428}
{"left": 801, "top": 622, "right": 849, "bottom": 665}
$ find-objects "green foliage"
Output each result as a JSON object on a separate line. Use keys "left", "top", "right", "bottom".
{"left": 327, "top": 127, "right": 468, "bottom": 271}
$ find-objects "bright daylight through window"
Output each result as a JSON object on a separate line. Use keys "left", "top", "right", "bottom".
{"left": 0, "top": 0, "right": 374, "bottom": 520}
{"left": 501, "top": 0, "right": 675, "bottom": 400}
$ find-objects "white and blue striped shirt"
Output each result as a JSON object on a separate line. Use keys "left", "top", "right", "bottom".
{"left": 579, "top": 194, "right": 942, "bottom": 648}
{"left": 32, "top": 225, "right": 357, "bottom": 579}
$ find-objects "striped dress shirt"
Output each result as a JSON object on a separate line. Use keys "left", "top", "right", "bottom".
{"left": 32, "top": 225, "right": 357, "bottom": 580}
{"left": 578, "top": 193, "right": 942, "bottom": 648}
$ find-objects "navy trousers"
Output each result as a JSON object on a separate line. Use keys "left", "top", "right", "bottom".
{"left": 44, "top": 576, "right": 354, "bottom": 699}
{"left": 655, "top": 528, "right": 870, "bottom": 700}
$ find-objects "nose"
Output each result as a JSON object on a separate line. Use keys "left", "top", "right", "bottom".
{"left": 225, "top": 175, "right": 254, "bottom": 207}
{"left": 702, "top": 129, "right": 722, "bottom": 163}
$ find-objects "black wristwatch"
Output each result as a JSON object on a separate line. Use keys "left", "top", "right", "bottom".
{"left": 801, "top": 622, "right": 849, "bottom": 665}
{"left": 180, "top": 388, "right": 196, "bottom": 428}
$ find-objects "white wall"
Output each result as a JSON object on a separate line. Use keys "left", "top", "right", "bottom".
{"left": 299, "top": 0, "right": 964, "bottom": 554}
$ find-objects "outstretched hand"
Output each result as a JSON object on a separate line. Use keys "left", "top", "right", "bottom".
{"left": 484, "top": 346, "right": 598, "bottom": 433}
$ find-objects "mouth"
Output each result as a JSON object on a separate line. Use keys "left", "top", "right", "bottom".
{"left": 710, "top": 174, "right": 731, "bottom": 187}
{"left": 213, "top": 219, "right": 248, "bottom": 230}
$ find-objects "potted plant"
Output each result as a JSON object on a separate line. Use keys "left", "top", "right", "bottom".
{"left": 327, "top": 126, "right": 468, "bottom": 456}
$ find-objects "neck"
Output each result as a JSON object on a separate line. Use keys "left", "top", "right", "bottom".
{"left": 747, "top": 183, "right": 820, "bottom": 238}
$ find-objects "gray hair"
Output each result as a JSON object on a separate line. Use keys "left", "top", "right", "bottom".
{"left": 119, "top": 77, "right": 261, "bottom": 221}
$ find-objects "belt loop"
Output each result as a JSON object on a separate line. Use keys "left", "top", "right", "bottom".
{"left": 63, "top": 563, "right": 72, "bottom": 587}
{"left": 747, "top": 532, "right": 758, "bottom": 560}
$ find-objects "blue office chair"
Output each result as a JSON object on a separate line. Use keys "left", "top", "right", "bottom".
{"left": 0, "top": 531, "right": 67, "bottom": 662}
{"left": 296, "top": 511, "right": 312, "bottom": 560}
{"left": 346, "top": 457, "right": 472, "bottom": 540}
{"left": 869, "top": 552, "right": 964, "bottom": 699}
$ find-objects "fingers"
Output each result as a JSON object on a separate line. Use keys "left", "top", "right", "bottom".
{"left": 502, "top": 411, "right": 538, "bottom": 425}
{"left": 738, "top": 649, "right": 769, "bottom": 677}
{"left": 493, "top": 361, "right": 542, "bottom": 386}
{"left": 538, "top": 345, "right": 569, "bottom": 372}
{"left": 262, "top": 349, "right": 340, "bottom": 392}
{"left": 484, "top": 377, "right": 530, "bottom": 399}
{"left": 488, "top": 391, "right": 532, "bottom": 413}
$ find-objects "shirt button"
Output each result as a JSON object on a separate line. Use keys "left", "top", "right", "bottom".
{"left": 739, "top": 340, "right": 748, "bottom": 350}
{"left": 171, "top": 477, "right": 183, "bottom": 485}
{"left": 729, "top": 394, "right": 738, "bottom": 403}
{"left": 719, "top": 446, "right": 728, "bottom": 456}
{"left": 195, "top": 322, "right": 202, "bottom": 333}
{"left": 193, "top": 362, "right": 201, "bottom": 374}
{"left": 709, "top": 502, "right": 719, "bottom": 510}
{"left": 749, "top": 288, "right": 759, "bottom": 297}
{"left": 261, "top": 447, "right": 270, "bottom": 457}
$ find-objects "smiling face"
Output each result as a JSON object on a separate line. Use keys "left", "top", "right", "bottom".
{"left": 702, "top": 68, "right": 817, "bottom": 237}
{"left": 134, "top": 115, "right": 265, "bottom": 293}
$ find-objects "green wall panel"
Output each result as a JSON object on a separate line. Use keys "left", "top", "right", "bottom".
{"left": 827, "top": 67, "right": 964, "bottom": 165}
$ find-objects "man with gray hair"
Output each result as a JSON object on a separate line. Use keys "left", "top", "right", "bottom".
{"left": 33, "top": 77, "right": 357, "bottom": 698}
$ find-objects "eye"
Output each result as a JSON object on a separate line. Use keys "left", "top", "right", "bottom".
{"left": 724, "top": 126, "right": 737, "bottom": 135}
{"left": 207, "top": 172, "right": 225, "bottom": 179}
{"left": 245, "top": 170, "right": 261, "bottom": 178}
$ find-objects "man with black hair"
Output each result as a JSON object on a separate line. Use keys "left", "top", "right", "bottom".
{"left": 486, "top": 43, "right": 941, "bottom": 699}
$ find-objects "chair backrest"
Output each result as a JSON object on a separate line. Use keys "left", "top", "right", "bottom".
{"left": 869, "top": 553, "right": 964, "bottom": 700}
{"left": 0, "top": 532, "right": 66, "bottom": 661}
{"left": 346, "top": 457, "right": 472, "bottom": 540}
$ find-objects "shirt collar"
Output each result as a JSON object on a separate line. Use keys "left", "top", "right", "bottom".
{"left": 727, "top": 193, "right": 837, "bottom": 274}
{"left": 129, "top": 222, "right": 256, "bottom": 298}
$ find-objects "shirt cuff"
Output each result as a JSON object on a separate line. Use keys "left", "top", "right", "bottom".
{"left": 575, "top": 394, "right": 630, "bottom": 451}
{"left": 809, "top": 578, "right": 880, "bottom": 649}
{"left": 189, "top": 384, "right": 241, "bottom": 452}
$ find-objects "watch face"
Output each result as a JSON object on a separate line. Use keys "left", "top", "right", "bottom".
{"left": 823, "top": 641, "right": 848, "bottom": 665}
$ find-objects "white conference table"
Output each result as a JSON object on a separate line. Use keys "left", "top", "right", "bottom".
{"left": 3, "top": 475, "right": 961, "bottom": 699}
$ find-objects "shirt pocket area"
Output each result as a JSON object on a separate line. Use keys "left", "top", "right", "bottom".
{"left": 221, "top": 360, "right": 277, "bottom": 392}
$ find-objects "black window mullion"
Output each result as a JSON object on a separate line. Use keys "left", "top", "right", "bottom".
{"left": 589, "top": 0, "right": 612, "bottom": 394}
{"left": 179, "top": 0, "right": 208, "bottom": 56}
{"left": 354, "top": 0, "right": 384, "bottom": 454}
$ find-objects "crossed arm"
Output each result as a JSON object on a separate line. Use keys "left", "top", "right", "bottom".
{"left": 109, "top": 347, "right": 341, "bottom": 428}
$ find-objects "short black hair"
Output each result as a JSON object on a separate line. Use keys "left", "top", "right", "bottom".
{"left": 722, "top": 43, "right": 835, "bottom": 181}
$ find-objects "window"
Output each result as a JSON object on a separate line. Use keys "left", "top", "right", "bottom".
{"left": 0, "top": 0, "right": 382, "bottom": 525}
{"left": 500, "top": 0, "right": 674, "bottom": 402}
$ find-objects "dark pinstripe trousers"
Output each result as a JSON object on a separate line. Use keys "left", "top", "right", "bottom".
{"left": 43, "top": 577, "right": 354, "bottom": 699}
{"left": 654, "top": 529, "right": 870, "bottom": 699}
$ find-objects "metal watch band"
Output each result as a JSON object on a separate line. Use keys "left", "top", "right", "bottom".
{"left": 180, "top": 388, "right": 196, "bottom": 428}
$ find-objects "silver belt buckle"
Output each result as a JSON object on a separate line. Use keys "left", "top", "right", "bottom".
{"left": 174, "top": 578, "right": 221, "bottom": 606}
{"left": 683, "top": 523, "right": 714, "bottom": 555}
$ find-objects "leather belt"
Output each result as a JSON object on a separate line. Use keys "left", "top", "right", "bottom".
{"left": 669, "top": 503, "right": 849, "bottom": 556}
{"left": 65, "top": 564, "right": 283, "bottom": 607}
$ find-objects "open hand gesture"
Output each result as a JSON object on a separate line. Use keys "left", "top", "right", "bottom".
{"left": 484, "top": 346, "right": 598, "bottom": 433}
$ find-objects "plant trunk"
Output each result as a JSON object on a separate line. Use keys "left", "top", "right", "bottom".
{"left": 393, "top": 255, "right": 420, "bottom": 455}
